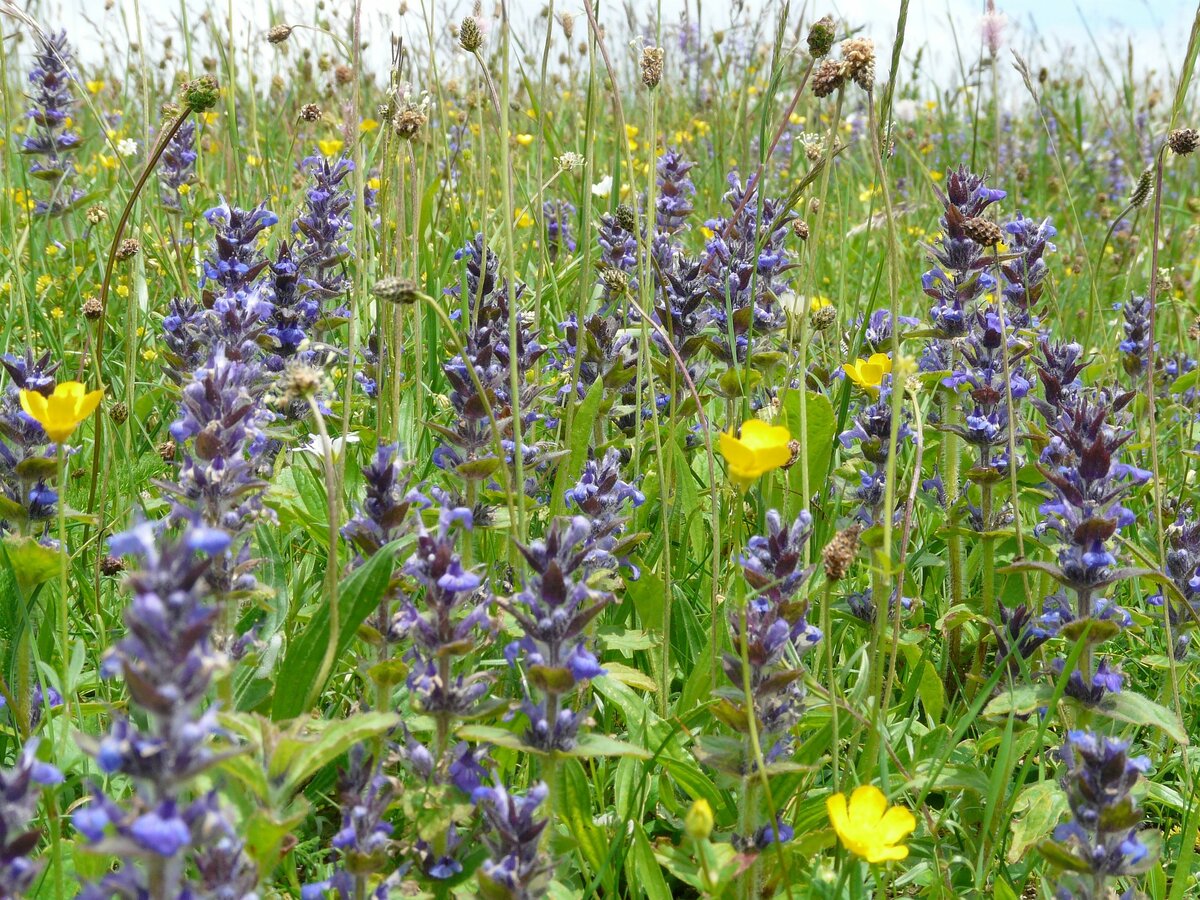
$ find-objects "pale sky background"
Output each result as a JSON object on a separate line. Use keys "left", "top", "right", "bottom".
{"left": 7, "top": 0, "right": 1198, "bottom": 91}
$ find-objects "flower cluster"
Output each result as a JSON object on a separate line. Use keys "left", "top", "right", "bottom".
{"left": 202, "top": 200, "right": 278, "bottom": 294}
{"left": 1042, "top": 731, "right": 1155, "bottom": 897}
{"left": 1033, "top": 389, "right": 1149, "bottom": 702}
{"left": 564, "top": 449, "right": 645, "bottom": 576}
{"left": 542, "top": 199, "right": 576, "bottom": 261}
{"left": 719, "top": 510, "right": 821, "bottom": 775}
{"left": 920, "top": 167, "right": 1005, "bottom": 367}
{"left": 653, "top": 148, "right": 696, "bottom": 234}
{"left": 295, "top": 151, "right": 355, "bottom": 314}
{"left": 159, "top": 118, "right": 198, "bottom": 212}
{"left": 22, "top": 31, "right": 84, "bottom": 217}
{"left": 162, "top": 347, "right": 274, "bottom": 599}
{"left": 475, "top": 780, "right": 550, "bottom": 900}
{"left": 1118, "top": 293, "right": 1154, "bottom": 378}
{"left": 303, "top": 748, "right": 398, "bottom": 899}
{"left": 505, "top": 517, "right": 613, "bottom": 752}
{"left": 0, "top": 739, "right": 62, "bottom": 897}
{"left": 839, "top": 376, "right": 912, "bottom": 525}
{"left": 999, "top": 213, "right": 1056, "bottom": 329}
{"left": 76, "top": 522, "right": 253, "bottom": 898}
{"left": 391, "top": 505, "right": 494, "bottom": 726}
{"left": 0, "top": 352, "right": 60, "bottom": 535}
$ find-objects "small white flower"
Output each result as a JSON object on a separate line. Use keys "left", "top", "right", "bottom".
{"left": 591, "top": 174, "right": 613, "bottom": 198}
{"left": 116, "top": 138, "right": 138, "bottom": 157}
{"left": 299, "top": 431, "right": 361, "bottom": 460}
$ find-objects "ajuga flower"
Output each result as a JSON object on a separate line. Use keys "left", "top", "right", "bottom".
{"left": 0, "top": 739, "right": 62, "bottom": 897}
{"left": 475, "top": 781, "right": 551, "bottom": 900}
{"left": 295, "top": 151, "right": 355, "bottom": 313}
{"left": 504, "top": 517, "right": 613, "bottom": 752}
{"left": 0, "top": 353, "right": 61, "bottom": 531}
{"left": 653, "top": 148, "right": 696, "bottom": 235}
{"left": 827, "top": 785, "right": 915, "bottom": 863}
{"left": 565, "top": 449, "right": 645, "bottom": 575}
{"left": 159, "top": 118, "right": 198, "bottom": 211}
{"left": 718, "top": 419, "right": 792, "bottom": 490}
{"left": 542, "top": 199, "right": 576, "bottom": 261}
{"left": 1041, "top": 731, "right": 1157, "bottom": 896}
{"left": 202, "top": 200, "right": 278, "bottom": 294}
{"left": 1118, "top": 293, "right": 1154, "bottom": 378}
{"left": 77, "top": 522, "right": 254, "bottom": 898}
{"left": 22, "top": 31, "right": 84, "bottom": 217}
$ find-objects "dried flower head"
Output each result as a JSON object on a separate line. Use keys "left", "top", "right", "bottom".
{"left": 1168, "top": 127, "right": 1199, "bottom": 156}
{"left": 558, "top": 12, "right": 575, "bottom": 41}
{"left": 109, "top": 402, "right": 129, "bottom": 425}
{"left": 334, "top": 64, "right": 354, "bottom": 86}
{"left": 373, "top": 275, "right": 420, "bottom": 305}
{"left": 157, "top": 440, "right": 176, "bottom": 462}
{"left": 280, "top": 360, "right": 326, "bottom": 404}
{"left": 614, "top": 203, "right": 636, "bottom": 232}
{"left": 100, "top": 555, "right": 125, "bottom": 576}
{"left": 392, "top": 99, "right": 428, "bottom": 140}
{"left": 267, "top": 24, "right": 293, "bottom": 44}
{"left": 811, "top": 304, "right": 838, "bottom": 331}
{"left": 641, "top": 46, "right": 665, "bottom": 89}
{"left": 86, "top": 205, "right": 108, "bottom": 225}
{"left": 822, "top": 525, "right": 862, "bottom": 580}
{"left": 600, "top": 266, "right": 629, "bottom": 298}
{"left": 962, "top": 216, "right": 1003, "bottom": 247}
{"left": 299, "top": 102, "right": 322, "bottom": 122}
{"left": 811, "top": 58, "right": 845, "bottom": 98}
{"left": 807, "top": 15, "right": 836, "bottom": 57}
{"left": 793, "top": 219, "right": 810, "bottom": 241}
{"left": 115, "top": 238, "right": 140, "bottom": 261}
{"left": 82, "top": 297, "right": 103, "bottom": 320}
{"left": 841, "top": 38, "right": 875, "bottom": 91}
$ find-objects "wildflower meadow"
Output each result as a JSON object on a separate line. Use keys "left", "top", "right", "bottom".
{"left": 1, "top": 0, "right": 1200, "bottom": 896}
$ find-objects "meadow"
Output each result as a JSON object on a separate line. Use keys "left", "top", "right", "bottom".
{"left": 0, "top": 0, "right": 1198, "bottom": 896}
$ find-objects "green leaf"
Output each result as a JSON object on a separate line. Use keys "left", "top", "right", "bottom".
{"left": 2, "top": 536, "right": 63, "bottom": 593}
{"left": 983, "top": 685, "right": 1056, "bottom": 718}
{"left": 271, "top": 543, "right": 401, "bottom": 720}
{"left": 564, "top": 733, "right": 651, "bottom": 760}
{"left": 1095, "top": 690, "right": 1189, "bottom": 746}
{"left": 457, "top": 724, "right": 533, "bottom": 754}
{"left": 549, "top": 379, "right": 606, "bottom": 519}
{"left": 557, "top": 757, "right": 606, "bottom": 876}
{"left": 243, "top": 801, "right": 309, "bottom": 869}
{"left": 1007, "top": 781, "right": 1069, "bottom": 864}
{"left": 274, "top": 711, "right": 400, "bottom": 797}
{"left": 779, "top": 389, "right": 835, "bottom": 516}
{"left": 627, "top": 823, "right": 671, "bottom": 900}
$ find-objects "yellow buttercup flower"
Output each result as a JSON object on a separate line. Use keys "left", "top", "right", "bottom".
{"left": 515, "top": 133, "right": 534, "bottom": 147}
{"left": 826, "top": 785, "right": 915, "bottom": 863}
{"left": 318, "top": 138, "right": 344, "bottom": 157}
{"left": 360, "top": 118, "right": 379, "bottom": 133}
{"left": 20, "top": 382, "right": 104, "bottom": 444}
{"left": 718, "top": 419, "right": 792, "bottom": 491}
{"left": 843, "top": 353, "right": 892, "bottom": 393}
{"left": 810, "top": 295, "right": 832, "bottom": 312}
{"left": 86, "top": 80, "right": 105, "bottom": 94}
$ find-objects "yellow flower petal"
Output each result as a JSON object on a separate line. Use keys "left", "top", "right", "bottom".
{"left": 877, "top": 805, "right": 917, "bottom": 845}
{"left": 848, "top": 784, "right": 888, "bottom": 825}
{"left": 738, "top": 419, "right": 791, "bottom": 452}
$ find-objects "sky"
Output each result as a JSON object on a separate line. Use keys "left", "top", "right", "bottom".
{"left": 9, "top": 0, "right": 1199, "bottom": 88}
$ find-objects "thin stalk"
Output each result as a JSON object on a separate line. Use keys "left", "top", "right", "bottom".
{"left": 303, "top": 395, "right": 342, "bottom": 713}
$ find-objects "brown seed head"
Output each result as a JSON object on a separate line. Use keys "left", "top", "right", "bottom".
{"left": 82, "top": 297, "right": 103, "bottom": 320}
{"left": 116, "top": 238, "right": 140, "bottom": 261}
{"left": 299, "top": 102, "right": 322, "bottom": 122}
{"left": 1168, "top": 128, "right": 1199, "bottom": 156}
{"left": 267, "top": 24, "right": 293, "bottom": 44}
{"left": 109, "top": 402, "right": 129, "bottom": 425}
{"left": 822, "top": 525, "right": 862, "bottom": 581}
{"left": 158, "top": 440, "right": 177, "bottom": 462}
{"left": 373, "top": 276, "right": 420, "bottom": 305}
{"left": 641, "top": 46, "right": 665, "bottom": 89}
{"left": 100, "top": 556, "right": 126, "bottom": 576}
{"left": 811, "top": 58, "right": 845, "bottom": 98}
{"left": 962, "top": 216, "right": 1003, "bottom": 247}
{"left": 840, "top": 37, "right": 875, "bottom": 90}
